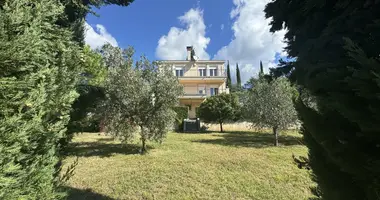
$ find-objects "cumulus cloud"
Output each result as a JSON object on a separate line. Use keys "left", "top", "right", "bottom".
{"left": 84, "top": 22, "right": 118, "bottom": 49}
{"left": 155, "top": 8, "right": 210, "bottom": 60}
{"left": 214, "top": 0, "right": 287, "bottom": 84}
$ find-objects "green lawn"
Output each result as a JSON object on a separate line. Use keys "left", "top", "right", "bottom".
{"left": 63, "top": 131, "right": 314, "bottom": 200}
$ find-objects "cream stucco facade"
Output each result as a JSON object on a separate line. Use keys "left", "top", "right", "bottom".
{"left": 160, "top": 47, "right": 229, "bottom": 118}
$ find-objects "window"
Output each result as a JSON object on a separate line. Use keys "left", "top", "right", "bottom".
{"left": 198, "top": 85, "right": 205, "bottom": 95}
{"left": 198, "top": 67, "right": 206, "bottom": 76}
{"left": 209, "top": 67, "right": 218, "bottom": 76}
{"left": 175, "top": 67, "right": 184, "bottom": 77}
{"left": 210, "top": 88, "right": 219, "bottom": 96}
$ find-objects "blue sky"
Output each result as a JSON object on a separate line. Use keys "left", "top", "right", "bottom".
{"left": 85, "top": 0, "right": 287, "bottom": 83}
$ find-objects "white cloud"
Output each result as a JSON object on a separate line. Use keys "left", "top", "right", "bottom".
{"left": 221, "top": 24, "right": 225, "bottom": 30}
{"left": 156, "top": 8, "right": 210, "bottom": 60}
{"left": 214, "top": 0, "right": 287, "bottom": 84}
{"left": 84, "top": 22, "right": 118, "bottom": 49}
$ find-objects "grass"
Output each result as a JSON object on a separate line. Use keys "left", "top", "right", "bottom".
{"left": 63, "top": 131, "right": 314, "bottom": 200}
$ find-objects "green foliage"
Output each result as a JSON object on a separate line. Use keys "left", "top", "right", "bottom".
{"left": 99, "top": 44, "right": 133, "bottom": 68}
{"left": 103, "top": 49, "right": 183, "bottom": 153}
{"left": 173, "top": 106, "right": 188, "bottom": 131}
{"left": 265, "top": 0, "right": 380, "bottom": 199}
{"left": 64, "top": 0, "right": 134, "bottom": 148}
{"left": 236, "top": 63, "right": 242, "bottom": 90}
{"left": 66, "top": 44, "right": 131, "bottom": 148}
{"left": 64, "top": 45, "right": 108, "bottom": 149}
{"left": 197, "top": 93, "right": 241, "bottom": 132}
{"left": 82, "top": 45, "right": 107, "bottom": 86}
{"left": 226, "top": 60, "right": 232, "bottom": 89}
{"left": 0, "top": 0, "right": 82, "bottom": 199}
{"left": 244, "top": 77, "right": 298, "bottom": 146}
{"left": 246, "top": 61, "right": 272, "bottom": 90}
{"left": 58, "top": 0, "right": 134, "bottom": 45}
{"left": 66, "top": 45, "right": 129, "bottom": 144}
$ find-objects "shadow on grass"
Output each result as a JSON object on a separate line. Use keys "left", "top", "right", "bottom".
{"left": 64, "top": 186, "right": 115, "bottom": 200}
{"left": 192, "top": 131, "right": 303, "bottom": 148}
{"left": 65, "top": 141, "right": 153, "bottom": 157}
{"left": 96, "top": 137, "right": 115, "bottom": 142}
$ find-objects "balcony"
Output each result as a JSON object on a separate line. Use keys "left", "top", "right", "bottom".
{"left": 175, "top": 69, "right": 226, "bottom": 83}
{"left": 179, "top": 88, "right": 229, "bottom": 99}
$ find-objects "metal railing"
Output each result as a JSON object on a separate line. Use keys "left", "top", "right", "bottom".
{"left": 174, "top": 69, "right": 226, "bottom": 78}
{"left": 181, "top": 88, "right": 229, "bottom": 97}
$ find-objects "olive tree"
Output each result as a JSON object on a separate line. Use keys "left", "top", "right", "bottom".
{"left": 245, "top": 77, "right": 297, "bottom": 146}
{"left": 103, "top": 54, "right": 183, "bottom": 153}
{"left": 197, "top": 93, "right": 241, "bottom": 132}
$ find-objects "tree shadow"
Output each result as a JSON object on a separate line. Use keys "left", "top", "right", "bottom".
{"left": 64, "top": 186, "right": 115, "bottom": 200}
{"left": 96, "top": 137, "right": 115, "bottom": 142}
{"left": 192, "top": 131, "right": 303, "bottom": 148}
{"left": 65, "top": 141, "right": 153, "bottom": 157}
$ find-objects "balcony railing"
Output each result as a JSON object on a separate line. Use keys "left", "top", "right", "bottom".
{"left": 180, "top": 88, "right": 229, "bottom": 98}
{"left": 175, "top": 69, "right": 226, "bottom": 78}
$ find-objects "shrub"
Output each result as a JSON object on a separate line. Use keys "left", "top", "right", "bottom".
{"left": 172, "top": 106, "right": 188, "bottom": 131}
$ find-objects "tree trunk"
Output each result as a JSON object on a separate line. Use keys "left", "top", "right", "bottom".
{"left": 220, "top": 122, "right": 223, "bottom": 133}
{"left": 140, "top": 126, "right": 147, "bottom": 154}
{"left": 273, "top": 126, "right": 278, "bottom": 146}
{"left": 141, "top": 137, "right": 146, "bottom": 154}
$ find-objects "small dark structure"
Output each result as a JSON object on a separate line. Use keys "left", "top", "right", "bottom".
{"left": 183, "top": 118, "right": 200, "bottom": 132}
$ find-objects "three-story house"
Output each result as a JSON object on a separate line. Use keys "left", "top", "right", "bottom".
{"left": 160, "top": 46, "right": 229, "bottom": 118}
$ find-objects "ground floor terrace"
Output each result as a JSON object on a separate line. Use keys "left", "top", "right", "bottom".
{"left": 179, "top": 98, "right": 203, "bottom": 118}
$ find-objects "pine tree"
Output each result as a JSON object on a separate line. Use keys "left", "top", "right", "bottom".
{"left": 226, "top": 60, "right": 232, "bottom": 89}
{"left": 236, "top": 63, "right": 241, "bottom": 89}
{"left": 265, "top": 0, "right": 380, "bottom": 199}
{"left": 0, "top": 1, "right": 82, "bottom": 199}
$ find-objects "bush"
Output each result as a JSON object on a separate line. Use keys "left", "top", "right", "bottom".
{"left": 172, "top": 106, "right": 188, "bottom": 131}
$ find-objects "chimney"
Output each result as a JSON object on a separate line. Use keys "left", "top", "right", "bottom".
{"left": 186, "top": 46, "right": 193, "bottom": 60}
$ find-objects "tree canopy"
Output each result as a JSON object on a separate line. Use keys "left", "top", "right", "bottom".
{"left": 265, "top": 0, "right": 380, "bottom": 199}
{"left": 103, "top": 50, "right": 183, "bottom": 153}
{"left": 244, "top": 77, "right": 297, "bottom": 146}
{"left": 0, "top": 0, "right": 82, "bottom": 198}
{"left": 197, "top": 93, "right": 241, "bottom": 132}
{"left": 58, "top": 0, "right": 134, "bottom": 44}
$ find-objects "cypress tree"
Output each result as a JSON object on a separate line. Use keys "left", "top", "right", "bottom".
{"left": 0, "top": 1, "right": 82, "bottom": 199}
{"left": 265, "top": 0, "right": 380, "bottom": 199}
{"left": 236, "top": 63, "right": 241, "bottom": 89}
{"left": 259, "top": 60, "right": 264, "bottom": 76}
{"left": 226, "top": 60, "right": 232, "bottom": 89}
